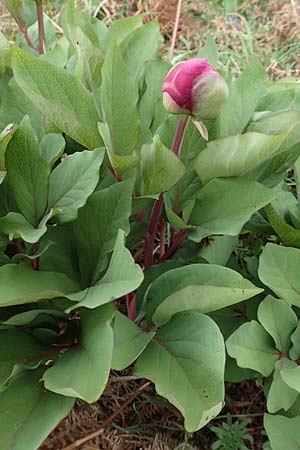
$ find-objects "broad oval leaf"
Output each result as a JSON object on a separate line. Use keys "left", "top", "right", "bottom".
{"left": 194, "top": 132, "right": 288, "bottom": 184}
{"left": 259, "top": 243, "right": 300, "bottom": 308}
{"left": 281, "top": 366, "right": 300, "bottom": 394}
{"left": 189, "top": 177, "right": 279, "bottom": 242}
{"left": 134, "top": 311, "right": 225, "bottom": 432}
{"left": 48, "top": 148, "right": 105, "bottom": 223}
{"left": 257, "top": 295, "right": 298, "bottom": 353}
{"left": 111, "top": 311, "right": 155, "bottom": 370}
{"left": 5, "top": 116, "right": 49, "bottom": 226}
{"left": 267, "top": 359, "right": 298, "bottom": 413}
{"left": 101, "top": 42, "right": 140, "bottom": 155}
{"left": 67, "top": 229, "right": 143, "bottom": 310}
{"left": 141, "top": 136, "right": 185, "bottom": 195}
{"left": 147, "top": 264, "right": 262, "bottom": 326}
{"left": 43, "top": 303, "right": 114, "bottom": 402}
{"left": 0, "top": 369, "right": 75, "bottom": 450}
{"left": 11, "top": 46, "right": 102, "bottom": 149}
{"left": 0, "top": 329, "right": 45, "bottom": 386}
{"left": 226, "top": 321, "right": 279, "bottom": 376}
{"left": 264, "top": 414, "right": 300, "bottom": 450}
{"left": 0, "top": 264, "right": 79, "bottom": 307}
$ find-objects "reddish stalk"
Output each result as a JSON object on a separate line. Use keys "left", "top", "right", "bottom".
{"left": 36, "top": 1, "right": 45, "bottom": 54}
{"left": 144, "top": 194, "right": 164, "bottom": 270}
{"left": 23, "top": 27, "right": 35, "bottom": 50}
{"left": 144, "top": 115, "right": 189, "bottom": 271}
{"left": 159, "top": 229, "right": 188, "bottom": 263}
{"left": 126, "top": 292, "right": 137, "bottom": 321}
{"left": 159, "top": 218, "right": 166, "bottom": 258}
{"left": 13, "top": 239, "right": 25, "bottom": 254}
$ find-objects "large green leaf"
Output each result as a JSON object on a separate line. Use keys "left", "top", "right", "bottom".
{"left": 0, "top": 369, "right": 75, "bottom": 450}
{"left": 198, "top": 235, "right": 238, "bottom": 265}
{"left": 5, "top": 116, "right": 49, "bottom": 225}
{"left": 281, "top": 365, "right": 300, "bottom": 395}
{"left": 134, "top": 311, "right": 225, "bottom": 432}
{"left": 0, "top": 329, "right": 46, "bottom": 386}
{"left": 101, "top": 42, "right": 140, "bottom": 155}
{"left": 146, "top": 264, "right": 262, "bottom": 326}
{"left": 67, "top": 230, "right": 143, "bottom": 310}
{"left": 1, "top": 0, "right": 36, "bottom": 28}
{"left": 0, "top": 210, "right": 53, "bottom": 243}
{"left": 141, "top": 136, "right": 185, "bottom": 195}
{"left": 74, "top": 179, "right": 133, "bottom": 286}
{"left": 48, "top": 148, "right": 104, "bottom": 223}
{"left": 259, "top": 243, "right": 300, "bottom": 308}
{"left": 0, "top": 79, "right": 42, "bottom": 137}
{"left": 257, "top": 295, "right": 298, "bottom": 353}
{"left": 226, "top": 321, "right": 279, "bottom": 376}
{"left": 189, "top": 177, "right": 278, "bottom": 241}
{"left": 11, "top": 46, "right": 102, "bottom": 149}
{"left": 104, "top": 16, "right": 143, "bottom": 49}
{"left": 111, "top": 311, "right": 155, "bottom": 370}
{"left": 219, "top": 56, "right": 268, "bottom": 137}
{"left": 264, "top": 414, "right": 300, "bottom": 450}
{"left": 194, "top": 132, "right": 288, "bottom": 184}
{"left": 0, "top": 264, "right": 79, "bottom": 307}
{"left": 267, "top": 359, "right": 298, "bottom": 413}
{"left": 121, "top": 20, "right": 163, "bottom": 85}
{"left": 43, "top": 303, "right": 114, "bottom": 402}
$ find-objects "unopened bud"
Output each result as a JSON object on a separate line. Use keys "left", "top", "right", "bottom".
{"left": 162, "top": 58, "right": 228, "bottom": 119}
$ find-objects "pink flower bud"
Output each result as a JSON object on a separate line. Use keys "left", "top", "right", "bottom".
{"left": 162, "top": 58, "right": 229, "bottom": 118}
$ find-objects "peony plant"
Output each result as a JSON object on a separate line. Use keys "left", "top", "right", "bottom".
{"left": 0, "top": 2, "right": 300, "bottom": 449}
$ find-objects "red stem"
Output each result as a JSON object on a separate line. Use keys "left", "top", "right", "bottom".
{"left": 143, "top": 115, "right": 189, "bottom": 271}
{"left": 159, "top": 218, "right": 166, "bottom": 258}
{"left": 171, "top": 115, "right": 189, "bottom": 156}
{"left": 159, "top": 229, "right": 188, "bottom": 263}
{"left": 13, "top": 239, "right": 25, "bottom": 253}
{"left": 126, "top": 293, "right": 137, "bottom": 321}
{"left": 23, "top": 28, "right": 35, "bottom": 50}
{"left": 36, "top": 1, "right": 45, "bottom": 55}
{"left": 144, "top": 194, "right": 164, "bottom": 270}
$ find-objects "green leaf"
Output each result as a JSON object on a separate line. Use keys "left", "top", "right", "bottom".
{"left": 146, "top": 264, "right": 262, "bottom": 326}
{"left": 12, "top": 46, "right": 102, "bottom": 149}
{"left": 198, "top": 235, "right": 238, "bottom": 265}
{"left": 0, "top": 32, "right": 10, "bottom": 78}
{"left": 139, "top": 58, "right": 170, "bottom": 130}
{"left": 189, "top": 177, "right": 278, "bottom": 241}
{"left": 226, "top": 321, "right": 279, "bottom": 376}
{"left": 259, "top": 243, "right": 300, "bottom": 308}
{"left": 281, "top": 365, "right": 300, "bottom": 395}
{"left": 74, "top": 179, "right": 133, "bottom": 286}
{"left": 0, "top": 369, "right": 75, "bottom": 450}
{"left": 48, "top": 148, "right": 104, "bottom": 223}
{"left": 121, "top": 20, "right": 163, "bottom": 85}
{"left": 194, "top": 132, "right": 288, "bottom": 184}
{"left": 141, "top": 136, "right": 185, "bottom": 195}
{"left": 0, "top": 210, "right": 53, "bottom": 243}
{"left": 257, "top": 295, "right": 298, "bottom": 353}
{"left": 134, "top": 311, "right": 225, "bottom": 432}
{"left": 258, "top": 79, "right": 300, "bottom": 112}
{"left": 5, "top": 116, "right": 49, "bottom": 225}
{"left": 264, "top": 414, "right": 300, "bottom": 450}
{"left": 265, "top": 204, "right": 300, "bottom": 248}
{"left": 267, "top": 359, "right": 298, "bottom": 413}
{"left": 67, "top": 229, "right": 143, "bottom": 310}
{"left": 289, "top": 322, "right": 300, "bottom": 360}
{"left": 40, "top": 133, "right": 65, "bottom": 167}
{"left": 39, "top": 224, "right": 80, "bottom": 282}
{"left": 197, "top": 36, "right": 218, "bottom": 66}
{"left": 0, "top": 79, "right": 42, "bottom": 137}
{"left": 0, "top": 263, "right": 79, "bottom": 307}
{"left": 43, "top": 303, "right": 114, "bottom": 402}
{"left": 1, "top": 0, "right": 36, "bottom": 28}
{"left": 0, "top": 329, "right": 46, "bottom": 386}
{"left": 219, "top": 56, "right": 268, "bottom": 137}
{"left": 104, "top": 16, "right": 143, "bottom": 49}
{"left": 111, "top": 311, "right": 155, "bottom": 370}
{"left": 101, "top": 42, "right": 140, "bottom": 155}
